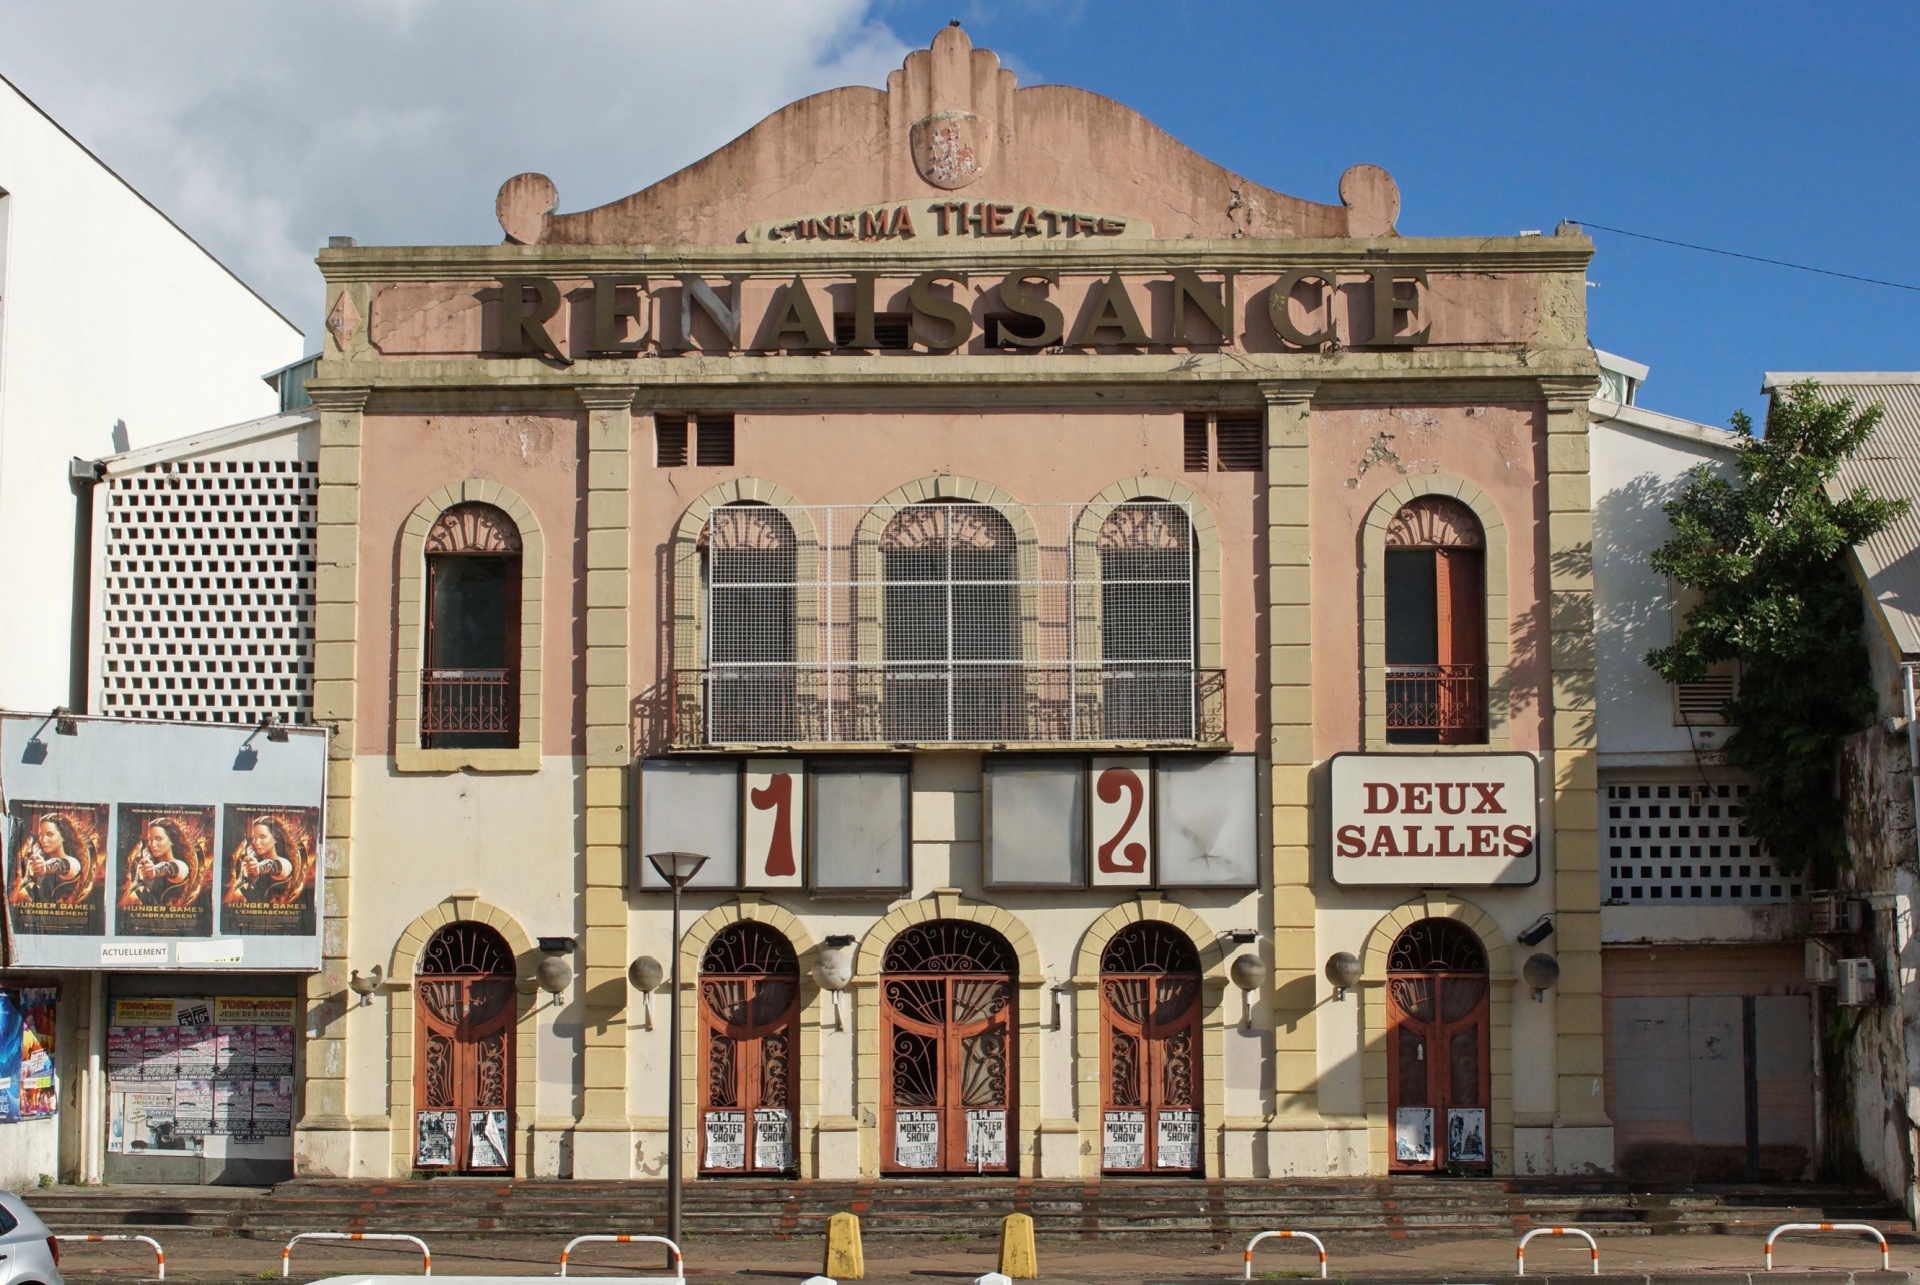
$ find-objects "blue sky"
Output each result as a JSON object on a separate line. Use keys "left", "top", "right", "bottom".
{"left": 873, "top": 1, "right": 1920, "bottom": 426}
{"left": 7, "top": 0, "right": 1912, "bottom": 428}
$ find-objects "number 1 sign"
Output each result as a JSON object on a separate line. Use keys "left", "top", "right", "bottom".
{"left": 1090, "top": 757, "right": 1152, "bottom": 887}
{"left": 743, "top": 759, "right": 804, "bottom": 888}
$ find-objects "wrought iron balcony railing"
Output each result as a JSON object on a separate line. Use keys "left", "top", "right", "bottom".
{"left": 1385, "top": 663, "right": 1487, "bottom": 741}
{"left": 421, "top": 667, "right": 516, "bottom": 747}
{"left": 669, "top": 664, "right": 1226, "bottom": 748}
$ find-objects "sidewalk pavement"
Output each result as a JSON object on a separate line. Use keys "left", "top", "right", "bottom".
{"left": 48, "top": 1226, "right": 1920, "bottom": 1285}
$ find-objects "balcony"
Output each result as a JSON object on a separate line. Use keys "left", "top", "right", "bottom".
{"left": 670, "top": 665, "right": 1226, "bottom": 748}
{"left": 1385, "top": 664, "right": 1487, "bottom": 743}
{"left": 421, "top": 667, "right": 516, "bottom": 747}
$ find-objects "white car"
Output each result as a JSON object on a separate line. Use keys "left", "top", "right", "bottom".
{"left": 0, "top": 1192, "right": 62, "bottom": 1285}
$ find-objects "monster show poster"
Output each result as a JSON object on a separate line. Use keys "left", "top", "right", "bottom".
{"left": 6, "top": 800, "right": 109, "bottom": 935}
{"left": 219, "top": 806, "right": 319, "bottom": 935}
{"left": 115, "top": 804, "right": 216, "bottom": 937}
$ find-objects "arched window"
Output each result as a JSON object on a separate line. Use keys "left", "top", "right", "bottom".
{"left": 705, "top": 503, "right": 798, "bottom": 742}
{"left": 422, "top": 503, "right": 521, "bottom": 749}
{"left": 1098, "top": 501, "right": 1196, "bottom": 739}
{"left": 698, "top": 922, "right": 800, "bottom": 1175}
{"left": 414, "top": 921, "right": 516, "bottom": 1173}
{"left": 880, "top": 501, "right": 1021, "bottom": 742}
{"left": 1383, "top": 497, "right": 1486, "bottom": 744}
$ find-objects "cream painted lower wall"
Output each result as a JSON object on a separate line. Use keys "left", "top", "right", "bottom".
{"left": 320, "top": 750, "right": 1596, "bottom": 1180}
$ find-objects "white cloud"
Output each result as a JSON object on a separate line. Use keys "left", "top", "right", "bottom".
{"left": 0, "top": 0, "right": 910, "bottom": 335}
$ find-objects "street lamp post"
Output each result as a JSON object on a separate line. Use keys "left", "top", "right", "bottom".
{"left": 645, "top": 851, "right": 707, "bottom": 1256}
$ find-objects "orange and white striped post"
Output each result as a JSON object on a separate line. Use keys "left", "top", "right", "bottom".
{"left": 1516, "top": 1227, "right": 1598, "bottom": 1275}
{"left": 1763, "top": 1222, "right": 1889, "bottom": 1271}
{"left": 1244, "top": 1230, "right": 1328, "bottom": 1280}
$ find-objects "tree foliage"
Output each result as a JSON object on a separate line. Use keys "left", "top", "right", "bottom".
{"left": 1646, "top": 380, "right": 1907, "bottom": 879}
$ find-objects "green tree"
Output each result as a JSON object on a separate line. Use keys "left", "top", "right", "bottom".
{"left": 1646, "top": 380, "right": 1907, "bottom": 880}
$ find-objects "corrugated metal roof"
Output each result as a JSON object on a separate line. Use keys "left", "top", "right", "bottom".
{"left": 1771, "top": 375, "right": 1920, "bottom": 658}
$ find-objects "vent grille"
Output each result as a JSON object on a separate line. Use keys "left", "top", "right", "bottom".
{"left": 1604, "top": 781, "right": 1796, "bottom": 905}
{"left": 1674, "top": 667, "right": 1738, "bottom": 725}
{"left": 1213, "top": 413, "right": 1264, "bottom": 471}
{"left": 99, "top": 459, "right": 317, "bottom": 724}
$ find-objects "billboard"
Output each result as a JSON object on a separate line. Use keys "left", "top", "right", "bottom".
{"left": 1, "top": 713, "right": 327, "bottom": 970}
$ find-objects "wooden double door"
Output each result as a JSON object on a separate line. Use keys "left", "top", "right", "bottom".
{"left": 698, "top": 924, "right": 801, "bottom": 1175}
{"left": 414, "top": 923, "right": 516, "bottom": 1173}
{"left": 1385, "top": 919, "right": 1491, "bottom": 1171}
{"left": 1100, "top": 922, "right": 1203, "bottom": 1174}
{"left": 880, "top": 920, "right": 1017, "bottom": 1174}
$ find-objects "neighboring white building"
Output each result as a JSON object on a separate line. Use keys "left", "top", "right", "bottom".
{"left": 0, "top": 72, "right": 305, "bottom": 714}
{"left": 1589, "top": 354, "right": 1815, "bottom": 1184}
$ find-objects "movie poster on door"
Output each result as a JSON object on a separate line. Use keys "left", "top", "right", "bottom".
{"left": 966, "top": 1108, "right": 1007, "bottom": 1168}
{"left": 705, "top": 1110, "right": 746, "bottom": 1169}
{"left": 894, "top": 1110, "right": 938, "bottom": 1169}
{"left": 114, "top": 804, "right": 216, "bottom": 937}
{"left": 6, "top": 800, "right": 109, "bottom": 935}
{"left": 1156, "top": 1108, "right": 1198, "bottom": 1171}
{"left": 219, "top": 805, "right": 319, "bottom": 935}
{"left": 743, "top": 760, "right": 804, "bottom": 889}
{"left": 1447, "top": 1108, "right": 1487, "bottom": 1163}
{"left": 1103, "top": 1110, "right": 1146, "bottom": 1170}
{"left": 416, "top": 1110, "right": 456, "bottom": 1167}
{"left": 753, "top": 1108, "right": 790, "bottom": 1170}
{"left": 1394, "top": 1107, "right": 1434, "bottom": 1163}
{"left": 468, "top": 1109, "right": 510, "bottom": 1169}
{"left": 1090, "top": 757, "right": 1153, "bottom": 887}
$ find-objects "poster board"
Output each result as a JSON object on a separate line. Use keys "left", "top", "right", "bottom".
{"left": 2, "top": 713, "right": 327, "bottom": 970}
{"left": 1329, "top": 752, "right": 1540, "bottom": 886}
{"left": 106, "top": 996, "right": 296, "bottom": 1157}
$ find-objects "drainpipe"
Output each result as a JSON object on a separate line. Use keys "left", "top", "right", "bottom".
{"left": 67, "top": 457, "right": 103, "bottom": 713}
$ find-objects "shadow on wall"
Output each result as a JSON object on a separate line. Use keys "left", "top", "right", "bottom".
{"left": 1617, "top": 1140, "right": 1809, "bottom": 1184}
{"left": 1588, "top": 470, "right": 1689, "bottom": 724}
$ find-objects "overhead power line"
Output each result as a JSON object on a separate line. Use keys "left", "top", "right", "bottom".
{"left": 1573, "top": 219, "right": 1920, "bottom": 294}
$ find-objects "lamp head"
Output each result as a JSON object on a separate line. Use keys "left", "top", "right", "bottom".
{"left": 1324, "top": 950, "right": 1363, "bottom": 999}
{"left": 348, "top": 965, "right": 384, "bottom": 1006}
{"left": 646, "top": 850, "right": 708, "bottom": 887}
{"left": 1229, "top": 953, "right": 1268, "bottom": 993}
{"left": 812, "top": 945, "right": 854, "bottom": 992}
{"left": 1523, "top": 951, "right": 1561, "bottom": 1002}
{"left": 628, "top": 955, "right": 665, "bottom": 993}
{"left": 536, "top": 955, "right": 574, "bottom": 997}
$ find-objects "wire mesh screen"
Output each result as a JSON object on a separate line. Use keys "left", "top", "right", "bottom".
{"left": 679, "top": 500, "right": 1221, "bottom": 746}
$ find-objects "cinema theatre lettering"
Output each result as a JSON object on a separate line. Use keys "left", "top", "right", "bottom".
{"left": 301, "top": 23, "right": 1608, "bottom": 1185}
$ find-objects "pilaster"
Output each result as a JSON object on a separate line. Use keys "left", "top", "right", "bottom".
{"left": 1262, "top": 380, "right": 1321, "bottom": 1124}
{"left": 296, "top": 384, "right": 369, "bottom": 1171}
{"left": 576, "top": 387, "right": 637, "bottom": 1161}
{"left": 1539, "top": 377, "right": 1611, "bottom": 1150}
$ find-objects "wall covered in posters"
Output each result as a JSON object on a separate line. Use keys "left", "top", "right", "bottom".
{"left": 0, "top": 714, "right": 326, "bottom": 969}
{"left": 0, "top": 989, "right": 58, "bottom": 1122}
{"left": 106, "top": 996, "right": 295, "bottom": 1156}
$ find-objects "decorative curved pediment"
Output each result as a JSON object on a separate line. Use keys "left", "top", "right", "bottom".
{"left": 425, "top": 502, "right": 522, "bottom": 555}
{"left": 1385, "top": 496, "right": 1484, "bottom": 549}
{"left": 496, "top": 23, "right": 1399, "bottom": 247}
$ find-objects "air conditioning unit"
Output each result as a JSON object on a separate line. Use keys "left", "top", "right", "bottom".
{"left": 1810, "top": 892, "right": 1869, "bottom": 935}
{"left": 1805, "top": 939, "right": 1838, "bottom": 985}
{"left": 1836, "top": 957, "right": 1877, "bottom": 1007}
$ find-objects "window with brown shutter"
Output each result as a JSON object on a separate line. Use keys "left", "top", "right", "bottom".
{"left": 656, "top": 413, "right": 689, "bottom": 467}
{"left": 1383, "top": 497, "right": 1488, "bottom": 744}
{"left": 1182, "top": 413, "right": 1210, "bottom": 471}
{"left": 1179, "top": 411, "right": 1263, "bottom": 472}
{"left": 696, "top": 414, "right": 736, "bottom": 467}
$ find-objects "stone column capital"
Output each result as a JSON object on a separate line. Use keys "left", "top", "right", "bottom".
{"left": 306, "top": 384, "right": 372, "bottom": 413}
{"left": 1537, "top": 376, "right": 1599, "bottom": 413}
{"left": 576, "top": 385, "right": 640, "bottom": 412}
{"left": 1259, "top": 380, "right": 1319, "bottom": 407}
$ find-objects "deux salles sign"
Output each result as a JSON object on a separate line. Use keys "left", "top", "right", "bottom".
{"left": 1329, "top": 752, "right": 1540, "bottom": 886}
{"left": 1, "top": 713, "right": 327, "bottom": 970}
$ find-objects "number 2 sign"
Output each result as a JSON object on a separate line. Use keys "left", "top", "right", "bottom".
{"left": 743, "top": 759, "right": 804, "bottom": 888}
{"left": 1090, "top": 756, "right": 1152, "bottom": 887}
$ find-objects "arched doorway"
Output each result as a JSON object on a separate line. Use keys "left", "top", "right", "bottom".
{"left": 414, "top": 921, "right": 516, "bottom": 1172}
{"left": 881, "top": 919, "right": 1017, "bottom": 1174}
{"left": 698, "top": 921, "right": 800, "bottom": 1175}
{"left": 1100, "top": 921, "right": 1203, "bottom": 1174}
{"left": 1386, "top": 918, "right": 1490, "bottom": 1172}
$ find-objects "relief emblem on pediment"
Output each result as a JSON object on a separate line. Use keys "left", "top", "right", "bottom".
{"left": 911, "top": 109, "right": 992, "bottom": 190}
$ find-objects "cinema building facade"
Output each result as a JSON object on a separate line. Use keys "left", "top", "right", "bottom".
{"left": 295, "top": 26, "right": 1608, "bottom": 1182}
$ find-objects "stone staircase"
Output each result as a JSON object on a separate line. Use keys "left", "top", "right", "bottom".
{"left": 22, "top": 1178, "right": 1909, "bottom": 1242}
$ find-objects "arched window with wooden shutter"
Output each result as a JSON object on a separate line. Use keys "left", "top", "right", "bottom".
{"left": 422, "top": 503, "right": 522, "bottom": 749}
{"left": 1383, "top": 497, "right": 1487, "bottom": 744}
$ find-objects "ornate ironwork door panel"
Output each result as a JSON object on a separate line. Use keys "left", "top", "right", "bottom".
{"left": 880, "top": 920, "right": 1018, "bottom": 1175}
{"left": 1385, "top": 920, "right": 1491, "bottom": 1172}
{"left": 698, "top": 974, "right": 799, "bottom": 1174}
{"left": 1099, "top": 923, "right": 1203, "bottom": 1174}
{"left": 414, "top": 975, "right": 515, "bottom": 1172}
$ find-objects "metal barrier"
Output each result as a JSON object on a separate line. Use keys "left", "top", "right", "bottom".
{"left": 559, "top": 1235, "right": 685, "bottom": 1280}
{"left": 1763, "top": 1222, "right": 1890, "bottom": 1271}
{"left": 56, "top": 1234, "right": 166, "bottom": 1280}
{"left": 1244, "top": 1230, "right": 1328, "bottom": 1280}
{"left": 1516, "top": 1227, "right": 1598, "bottom": 1276}
{"left": 282, "top": 1232, "right": 432, "bottom": 1277}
